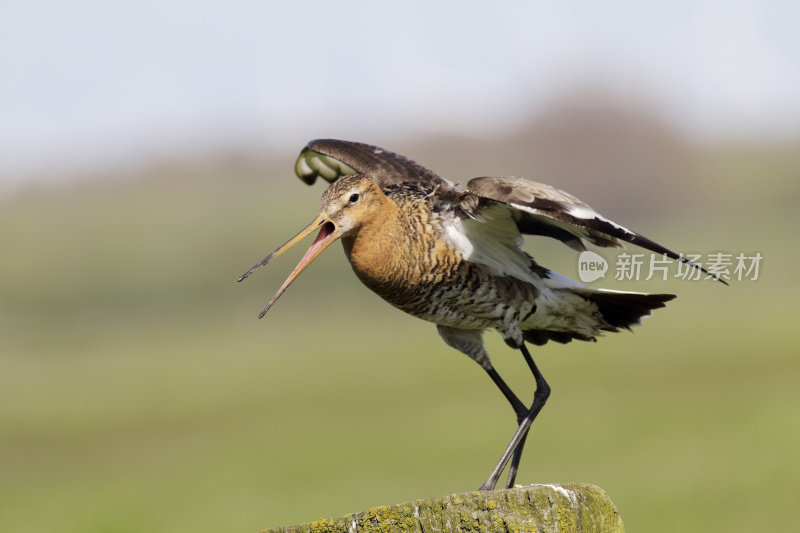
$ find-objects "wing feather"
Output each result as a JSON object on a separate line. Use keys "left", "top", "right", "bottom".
{"left": 295, "top": 139, "right": 451, "bottom": 189}
{"left": 467, "top": 176, "right": 725, "bottom": 283}
{"left": 444, "top": 203, "right": 541, "bottom": 284}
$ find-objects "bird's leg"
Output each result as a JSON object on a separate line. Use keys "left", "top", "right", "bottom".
{"left": 504, "top": 344, "right": 547, "bottom": 488}
{"left": 435, "top": 326, "right": 540, "bottom": 491}
{"left": 505, "top": 432, "right": 528, "bottom": 489}
{"left": 479, "top": 343, "right": 550, "bottom": 491}
{"left": 485, "top": 364, "right": 528, "bottom": 488}
{"left": 484, "top": 366, "right": 528, "bottom": 420}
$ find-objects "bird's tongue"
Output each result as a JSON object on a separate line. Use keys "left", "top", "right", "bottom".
{"left": 293, "top": 222, "right": 334, "bottom": 274}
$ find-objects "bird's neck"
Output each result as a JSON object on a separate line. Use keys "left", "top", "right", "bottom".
{"left": 342, "top": 197, "right": 401, "bottom": 266}
{"left": 340, "top": 197, "right": 433, "bottom": 297}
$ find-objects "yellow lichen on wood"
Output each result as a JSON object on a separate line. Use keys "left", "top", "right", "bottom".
{"left": 263, "top": 483, "right": 624, "bottom": 533}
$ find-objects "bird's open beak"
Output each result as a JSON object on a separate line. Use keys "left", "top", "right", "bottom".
{"left": 237, "top": 213, "right": 339, "bottom": 318}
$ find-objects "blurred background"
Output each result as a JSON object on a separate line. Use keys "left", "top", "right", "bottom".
{"left": 1, "top": 1, "right": 798, "bottom": 532}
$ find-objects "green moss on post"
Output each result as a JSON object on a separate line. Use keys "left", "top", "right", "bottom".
{"left": 263, "top": 483, "right": 624, "bottom": 533}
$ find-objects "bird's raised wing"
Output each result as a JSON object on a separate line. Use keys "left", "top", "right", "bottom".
{"left": 466, "top": 176, "right": 725, "bottom": 283}
{"left": 295, "top": 139, "right": 451, "bottom": 189}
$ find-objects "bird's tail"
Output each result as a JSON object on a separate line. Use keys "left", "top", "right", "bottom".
{"left": 587, "top": 289, "right": 675, "bottom": 332}
{"left": 522, "top": 288, "right": 675, "bottom": 346}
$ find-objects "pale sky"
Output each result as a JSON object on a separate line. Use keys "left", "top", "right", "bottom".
{"left": 1, "top": 0, "right": 799, "bottom": 184}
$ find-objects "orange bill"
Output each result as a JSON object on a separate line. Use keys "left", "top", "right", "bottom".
{"left": 237, "top": 213, "right": 340, "bottom": 318}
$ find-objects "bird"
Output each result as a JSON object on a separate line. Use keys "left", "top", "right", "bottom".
{"left": 238, "top": 139, "right": 722, "bottom": 491}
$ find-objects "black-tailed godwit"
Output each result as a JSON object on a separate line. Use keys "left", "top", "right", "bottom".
{"left": 239, "top": 139, "right": 720, "bottom": 490}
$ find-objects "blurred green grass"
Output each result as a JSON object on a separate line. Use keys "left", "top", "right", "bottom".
{"left": 1, "top": 145, "right": 798, "bottom": 533}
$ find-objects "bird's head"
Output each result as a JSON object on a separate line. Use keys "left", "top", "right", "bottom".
{"left": 318, "top": 174, "right": 386, "bottom": 235}
{"left": 238, "top": 174, "right": 386, "bottom": 317}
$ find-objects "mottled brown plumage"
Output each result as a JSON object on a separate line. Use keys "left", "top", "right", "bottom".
{"left": 239, "top": 139, "right": 714, "bottom": 491}
{"left": 334, "top": 176, "right": 540, "bottom": 345}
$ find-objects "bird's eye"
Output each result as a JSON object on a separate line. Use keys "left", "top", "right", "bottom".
{"left": 348, "top": 193, "right": 360, "bottom": 204}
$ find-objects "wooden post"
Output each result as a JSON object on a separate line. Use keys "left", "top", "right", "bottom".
{"left": 262, "top": 483, "right": 625, "bottom": 533}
